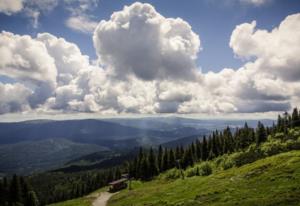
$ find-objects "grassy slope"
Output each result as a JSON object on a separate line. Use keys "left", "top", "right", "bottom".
{"left": 108, "top": 150, "right": 300, "bottom": 206}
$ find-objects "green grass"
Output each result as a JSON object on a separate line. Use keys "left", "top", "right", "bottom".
{"left": 48, "top": 187, "right": 108, "bottom": 206}
{"left": 108, "top": 150, "right": 300, "bottom": 206}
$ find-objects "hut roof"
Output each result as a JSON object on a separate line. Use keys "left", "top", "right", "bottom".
{"left": 109, "top": 178, "right": 127, "bottom": 185}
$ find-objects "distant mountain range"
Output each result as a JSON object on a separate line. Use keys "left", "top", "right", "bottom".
{"left": 0, "top": 117, "right": 273, "bottom": 175}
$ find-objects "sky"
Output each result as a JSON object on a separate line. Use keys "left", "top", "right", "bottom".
{"left": 0, "top": 0, "right": 300, "bottom": 120}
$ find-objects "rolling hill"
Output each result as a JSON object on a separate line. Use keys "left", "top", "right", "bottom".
{"left": 49, "top": 150, "right": 300, "bottom": 206}
{"left": 108, "top": 150, "right": 300, "bottom": 206}
{"left": 0, "top": 138, "right": 106, "bottom": 175}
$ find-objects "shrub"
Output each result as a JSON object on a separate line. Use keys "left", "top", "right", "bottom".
{"left": 273, "top": 132, "right": 285, "bottom": 140}
{"left": 260, "top": 140, "right": 287, "bottom": 156}
{"left": 288, "top": 128, "right": 300, "bottom": 140}
{"left": 231, "top": 144, "right": 263, "bottom": 167}
{"left": 198, "top": 162, "right": 212, "bottom": 176}
{"left": 285, "top": 139, "right": 300, "bottom": 150}
{"left": 186, "top": 167, "right": 199, "bottom": 177}
{"left": 221, "top": 157, "right": 235, "bottom": 170}
{"left": 162, "top": 168, "right": 182, "bottom": 180}
{"left": 214, "top": 155, "right": 234, "bottom": 170}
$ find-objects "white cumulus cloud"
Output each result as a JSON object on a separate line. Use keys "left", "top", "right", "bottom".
{"left": 65, "top": 15, "right": 98, "bottom": 34}
{"left": 93, "top": 2, "right": 201, "bottom": 81}
{"left": 0, "top": 0, "right": 23, "bottom": 15}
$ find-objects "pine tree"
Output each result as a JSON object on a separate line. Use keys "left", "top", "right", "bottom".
{"left": 256, "top": 121, "right": 267, "bottom": 145}
{"left": 283, "top": 112, "right": 288, "bottom": 134}
{"left": 136, "top": 147, "right": 144, "bottom": 178}
{"left": 161, "top": 148, "right": 169, "bottom": 171}
{"left": 201, "top": 136, "right": 208, "bottom": 161}
{"left": 26, "top": 191, "right": 39, "bottom": 206}
{"left": 148, "top": 147, "right": 158, "bottom": 178}
{"left": 190, "top": 142, "right": 196, "bottom": 159}
{"left": 292, "top": 107, "right": 299, "bottom": 127}
{"left": 195, "top": 139, "right": 202, "bottom": 161}
{"left": 140, "top": 156, "right": 150, "bottom": 180}
{"left": 175, "top": 146, "right": 181, "bottom": 160}
{"left": 10, "top": 174, "right": 22, "bottom": 203}
{"left": 224, "top": 127, "right": 235, "bottom": 153}
{"left": 182, "top": 148, "right": 194, "bottom": 168}
{"left": 20, "top": 177, "right": 30, "bottom": 204}
{"left": 277, "top": 115, "right": 283, "bottom": 132}
{"left": 168, "top": 149, "right": 176, "bottom": 168}
{"left": 157, "top": 145, "right": 163, "bottom": 172}
{"left": 0, "top": 179, "right": 4, "bottom": 204}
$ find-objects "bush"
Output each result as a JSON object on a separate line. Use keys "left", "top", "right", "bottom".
{"left": 260, "top": 140, "right": 287, "bottom": 156}
{"left": 231, "top": 139, "right": 300, "bottom": 168}
{"left": 288, "top": 128, "right": 300, "bottom": 140}
{"left": 231, "top": 144, "right": 263, "bottom": 167}
{"left": 273, "top": 132, "right": 285, "bottom": 140}
{"left": 186, "top": 167, "right": 200, "bottom": 177}
{"left": 214, "top": 155, "right": 234, "bottom": 170}
{"left": 198, "top": 162, "right": 212, "bottom": 176}
{"left": 221, "top": 157, "right": 235, "bottom": 170}
{"left": 285, "top": 139, "right": 300, "bottom": 150}
{"left": 161, "top": 168, "right": 182, "bottom": 180}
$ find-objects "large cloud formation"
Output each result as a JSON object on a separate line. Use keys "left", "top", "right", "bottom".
{"left": 93, "top": 3, "right": 200, "bottom": 81}
{"left": 0, "top": 2, "right": 300, "bottom": 115}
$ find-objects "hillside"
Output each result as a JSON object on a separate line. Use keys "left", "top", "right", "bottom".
{"left": 0, "top": 118, "right": 209, "bottom": 175}
{"left": 108, "top": 150, "right": 300, "bottom": 206}
{"left": 0, "top": 138, "right": 106, "bottom": 175}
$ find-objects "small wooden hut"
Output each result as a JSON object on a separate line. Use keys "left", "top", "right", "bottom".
{"left": 108, "top": 178, "right": 127, "bottom": 192}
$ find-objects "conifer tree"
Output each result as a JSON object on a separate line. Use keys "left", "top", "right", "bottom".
{"left": 157, "top": 145, "right": 163, "bottom": 172}
{"left": 10, "top": 174, "right": 22, "bottom": 203}
{"left": 195, "top": 139, "right": 202, "bottom": 161}
{"left": 201, "top": 136, "right": 208, "bottom": 161}
{"left": 175, "top": 146, "right": 181, "bottom": 160}
{"left": 140, "top": 156, "right": 150, "bottom": 180}
{"left": 168, "top": 149, "right": 176, "bottom": 168}
{"left": 161, "top": 148, "right": 169, "bottom": 171}
{"left": 148, "top": 147, "right": 158, "bottom": 177}
{"left": 256, "top": 121, "right": 267, "bottom": 145}
{"left": 292, "top": 107, "right": 299, "bottom": 127}
{"left": 277, "top": 115, "right": 283, "bottom": 132}
{"left": 26, "top": 191, "right": 39, "bottom": 206}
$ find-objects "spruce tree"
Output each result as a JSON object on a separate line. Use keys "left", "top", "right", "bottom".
{"left": 148, "top": 147, "right": 158, "bottom": 178}
{"left": 292, "top": 107, "right": 299, "bottom": 127}
{"left": 157, "top": 145, "right": 163, "bottom": 172}
{"left": 201, "top": 136, "right": 208, "bottom": 161}
{"left": 195, "top": 139, "right": 202, "bottom": 161}
{"left": 10, "top": 174, "right": 22, "bottom": 203}
{"left": 168, "top": 149, "right": 176, "bottom": 168}
{"left": 256, "top": 121, "right": 267, "bottom": 145}
{"left": 26, "top": 191, "right": 39, "bottom": 206}
{"left": 161, "top": 148, "right": 169, "bottom": 171}
{"left": 140, "top": 156, "right": 150, "bottom": 180}
{"left": 277, "top": 115, "right": 283, "bottom": 132}
{"left": 175, "top": 146, "right": 181, "bottom": 160}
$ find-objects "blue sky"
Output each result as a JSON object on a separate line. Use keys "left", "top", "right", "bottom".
{"left": 1, "top": 0, "right": 299, "bottom": 72}
{"left": 0, "top": 0, "right": 300, "bottom": 118}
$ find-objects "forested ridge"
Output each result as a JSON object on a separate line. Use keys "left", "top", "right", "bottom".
{"left": 1, "top": 108, "right": 300, "bottom": 206}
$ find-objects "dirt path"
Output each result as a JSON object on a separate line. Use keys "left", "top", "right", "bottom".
{"left": 92, "top": 192, "right": 116, "bottom": 206}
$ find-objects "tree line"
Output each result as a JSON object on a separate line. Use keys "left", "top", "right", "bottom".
{"left": 29, "top": 167, "right": 123, "bottom": 205}
{"left": 127, "top": 107, "right": 300, "bottom": 181}
{"left": 0, "top": 174, "right": 39, "bottom": 206}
